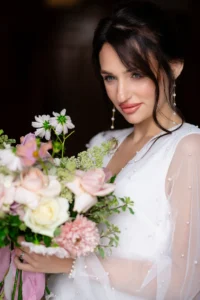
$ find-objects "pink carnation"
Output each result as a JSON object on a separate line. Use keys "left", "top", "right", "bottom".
{"left": 55, "top": 215, "right": 100, "bottom": 258}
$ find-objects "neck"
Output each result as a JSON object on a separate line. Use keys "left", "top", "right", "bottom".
{"left": 130, "top": 105, "right": 182, "bottom": 143}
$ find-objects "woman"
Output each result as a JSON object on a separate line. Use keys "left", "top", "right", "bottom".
{"left": 14, "top": 1, "right": 200, "bottom": 299}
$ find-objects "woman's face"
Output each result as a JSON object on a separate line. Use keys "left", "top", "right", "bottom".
{"left": 99, "top": 43, "right": 166, "bottom": 125}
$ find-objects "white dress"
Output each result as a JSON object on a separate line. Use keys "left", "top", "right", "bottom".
{"left": 48, "top": 122, "right": 200, "bottom": 300}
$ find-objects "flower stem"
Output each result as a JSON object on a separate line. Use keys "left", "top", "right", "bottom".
{"left": 64, "top": 130, "right": 75, "bottom": 142}
{"left": 17, "top": 270, "right": 23, "bottom": 300}
{"left": 61, "top": 130, "right": 75, "bottom": 158}
{"left": 0, "top": 290, "right": 5, "bottom": 300}
{"left": 38, "top": 158, "right": 48, "bottom": 175}
{"left": 11, "top": 269, "right": 19, "bottom": 300}
{"left": 0, "top": 280, "right": 4, "bottom": 290}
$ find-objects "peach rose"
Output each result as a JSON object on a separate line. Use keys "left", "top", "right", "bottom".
{"left": 15, "top": 168, "right": 61, "bottom": 209}
{"left": 66, "top": 168, "right": 115, "bottom": 213}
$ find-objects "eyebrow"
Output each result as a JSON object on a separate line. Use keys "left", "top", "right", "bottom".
{"left": 100, "top": 69, "right": 137, "bottom": 75}
{"left": 100, "top": 70, "right": 114, "bottom": 75}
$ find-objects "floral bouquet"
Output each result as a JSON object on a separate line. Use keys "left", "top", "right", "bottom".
{"left": 0, "top": 109, "right": 134, "bottom": 300}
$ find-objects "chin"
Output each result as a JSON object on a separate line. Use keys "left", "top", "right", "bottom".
{"left": 122, "top": 110, "right": 152, "bottom": 126}
{"left": 123, "top": 115, "right": 145, "bottom": 125}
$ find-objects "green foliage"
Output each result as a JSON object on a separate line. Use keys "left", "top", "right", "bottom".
{"left": 0, "top": 214, "right": 57, "bottom": 248}
{"left": 0, "top": 129, "right": 16, "bottom": 149}
{"left": 85, "top": 195, "right": 134, "bottom": 258}
{"left": 76, "top": 138, "right": 118, "bottom": 171}
{"left": 0, "top": 215, "right": 24, "bottom": 248}
{"left": 109, "top": 175, "right": 117, "bottom": 183}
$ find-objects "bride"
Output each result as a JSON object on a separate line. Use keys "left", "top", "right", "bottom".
{"left": 14, "top": 1, "right": 200, "bottom": 299}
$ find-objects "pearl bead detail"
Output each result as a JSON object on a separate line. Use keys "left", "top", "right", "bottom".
{"left": 68, "top": 259, "right": 76, "bottom": 278}
{"left": 111, "top": 107, "right": 116, "bottom": 129}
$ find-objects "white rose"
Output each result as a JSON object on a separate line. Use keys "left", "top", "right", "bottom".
{"left": 23, "top": 197, "right": 69, "bottom": 237}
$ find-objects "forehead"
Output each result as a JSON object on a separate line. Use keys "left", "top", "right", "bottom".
{"left": 99, "top": 42, "right": 159, "bottom": 76}
{"left": 99, "top": 43, "right": 127, "bottom": 73}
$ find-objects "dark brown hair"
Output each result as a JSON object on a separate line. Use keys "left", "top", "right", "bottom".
{"left": 92, "top": 0, "right": 185, "bottom": 134}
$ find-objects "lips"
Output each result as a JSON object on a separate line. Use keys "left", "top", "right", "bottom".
{"left": 120, "top": 103, "right": 142, "bottom": 114}
{"left": 120, "top": 103, "right": 141, "bottom": 109}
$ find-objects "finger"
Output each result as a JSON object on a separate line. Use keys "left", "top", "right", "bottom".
{"left": 14, "top": 256, "right": 36, "bottom": 272}
{"left": 19, "top": 245, "right": 31, "bottom": 255}
{"left": 16, "top": 240, "right": 31, "bottom": 254}
{"left": 17, "top": 236, "right": 25, "bottom": 244}
{"left": 15, "top": 237, "right": 31, "bottom": 254}
{"left": 14, "top": 248, "right": 36, "bottom": 266}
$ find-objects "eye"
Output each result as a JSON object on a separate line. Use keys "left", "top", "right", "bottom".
{"left": 103, "top": 75, "right": 116, "bottom": 82}
{"left": 131, "top": 73, "right": 142, "bottom": 79}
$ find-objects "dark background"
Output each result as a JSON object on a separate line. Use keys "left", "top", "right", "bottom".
{"left": 0, "top": 0, "right": 197, "bottom": 156}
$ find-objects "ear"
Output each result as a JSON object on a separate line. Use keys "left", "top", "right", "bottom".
{"left": 170, "top": 61, "right": 184, "bottom": 79}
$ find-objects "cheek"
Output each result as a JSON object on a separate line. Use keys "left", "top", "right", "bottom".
{"left": 104, "top": 84, "right": 116, "bottom": 102}
{"left": 137, "top": 80, "right": 155, "bottom": 105}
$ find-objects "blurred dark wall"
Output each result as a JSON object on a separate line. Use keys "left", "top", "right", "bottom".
{"left": 0, "top": 0, "right": 195, "bottom": 156}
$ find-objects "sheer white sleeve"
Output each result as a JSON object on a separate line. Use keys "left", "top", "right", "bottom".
{"left": 48, "top": 133, "right": 200, "bottom": 300}
{"left": 78, "top": 134, "right": 200, "bottom": 299}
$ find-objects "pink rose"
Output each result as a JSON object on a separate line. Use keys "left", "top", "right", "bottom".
{"left": 66, "top": 168, "right": 115, "bottom": 213}
{"left": 81, "top": 168, "right": 114, "bottom": 196}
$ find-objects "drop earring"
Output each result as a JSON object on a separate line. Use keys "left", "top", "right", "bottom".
{"left": 111, "top": 107, "right": 115, "bottom": 129}
{"left": 173, "top": 82, "right": 176, "bottom": 108}
{"left": 172, "top": 82, "right": 177, "bottom": 117}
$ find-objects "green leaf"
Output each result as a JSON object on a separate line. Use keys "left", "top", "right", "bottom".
{"left": 52, "top": 141, "right": 62, "bottom": 153}
{"left": 43, "top": 236, "right": 52, "bottom": 247}
{"left": 54, "top": 228, "right": 61, "bottom": 237}
{"left": 19, "top": 223, "right": 27, "bottom": 231}
{"left": 109, "top": 175, "right": 116, "bottom": 183}
{"left": 129, "top": 208, "right": 135, "bottom": 214}
{"left": 98, "top": 247, "right": 105, "bottom": 259}
{"left": 24, "top": 234, "right": 35, "bottom": 243}
{"left": 122, "top": 206, "right": 126, "bottom": 212}
{"left": 45, "top": 285, "right": 51, "bottom": 295}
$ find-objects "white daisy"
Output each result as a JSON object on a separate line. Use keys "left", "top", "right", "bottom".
{"left": 50, "top": 109, "right": 75, "bottom": 135}
{"left": 32, "top": 114, "right": 51, "bottom": 140}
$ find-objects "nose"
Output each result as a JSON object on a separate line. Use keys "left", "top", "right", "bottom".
{"left": 116, "top": 80, "right": 131, "bottom": 103}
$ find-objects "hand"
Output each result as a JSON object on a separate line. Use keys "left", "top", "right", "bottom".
{"left": 14, "top": 237, "right": 73, "bottom": 274}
